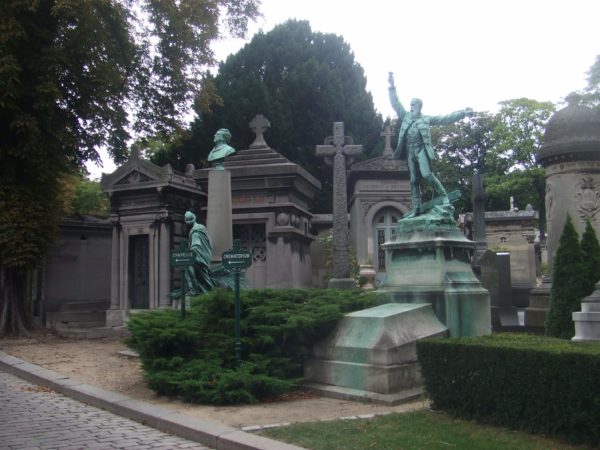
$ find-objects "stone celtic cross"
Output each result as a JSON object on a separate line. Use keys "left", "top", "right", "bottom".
{"left": 316, "top": 122, "right": 363, "bottom": 288}
{"left": 249, "top": 114, "right": 270, "bottom": 148}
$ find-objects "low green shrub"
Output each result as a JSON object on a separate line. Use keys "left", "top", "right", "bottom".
{"left": 417, "top": 333, "right": 600, "bottom": 446}
{"left": 127, "top": 288, "right": 379, "bottom": 404}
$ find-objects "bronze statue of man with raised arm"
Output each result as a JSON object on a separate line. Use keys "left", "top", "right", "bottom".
{"left": 388, "top": 72, "right": 473, "bottom": 218}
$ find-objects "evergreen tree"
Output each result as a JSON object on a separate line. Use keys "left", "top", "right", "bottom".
{"left": 580, "top": 220, "right": 600, "bottom": 296}
{"left": 0, "top": 0, "right": 259, "bottom": 335}
{"left": 545, "top": 215, "right": 587, "bottom": 339}
{"left": 165, "top": 20, "right": 383, "bottom": 212}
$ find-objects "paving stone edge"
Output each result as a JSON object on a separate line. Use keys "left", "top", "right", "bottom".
{"left": 0, "top": 351, "right": 305, "bottom": 450}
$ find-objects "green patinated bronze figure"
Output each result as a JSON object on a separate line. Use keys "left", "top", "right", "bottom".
{"left": 207, "top": 128, "right": 236, "bottom": 169}
{"left": 181, "top": 211, "right": 245, "bottom": 296}
{"left": 388, "top": 72, "right": 473, "bottom": 218}
{"left": 184, "top": 211, "right": 215, "bottom": 295}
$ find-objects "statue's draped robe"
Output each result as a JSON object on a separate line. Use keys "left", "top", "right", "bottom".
{"left": 185, "top": 223, "right": 214, "bottom": 295}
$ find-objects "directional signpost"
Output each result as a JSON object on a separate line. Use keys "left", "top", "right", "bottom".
{"left": 222, "top": 240, "right": 252, "bottom": 366}
{"left": 171, "top": 242, "right": 194, "bottom": 319}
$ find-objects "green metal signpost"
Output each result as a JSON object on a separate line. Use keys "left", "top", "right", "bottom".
{"left": 171, "top": 242, "right": 194, "bottom": 319}
{"left": 222, "top": 240, "right": 252, "bottom": 366}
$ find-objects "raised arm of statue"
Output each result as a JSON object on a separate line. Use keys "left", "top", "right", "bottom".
{"left": 388, "top": 72, "right": 406, "bottom": 118}
{"left": 428, "top": 107, "right": 474, "bottom": 126}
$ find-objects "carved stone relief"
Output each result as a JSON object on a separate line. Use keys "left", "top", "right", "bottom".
{"left": 115, "top": 170, "right": 152, "bottom": 185}
{"left": 577, "top": 176, "right": 600, "bottom": 222}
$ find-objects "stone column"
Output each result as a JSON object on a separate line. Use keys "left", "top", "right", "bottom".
{"left": 206, "top": 169, "right": 233, "bottom": 262}
{"left": 158, "top": 217, "right": 171, "bottom": 308}
{"left": 109, "top": 217, "right": 120, "bottom": 310}
{"left": 106, "top": 216, "right": 126, "bottom": 327}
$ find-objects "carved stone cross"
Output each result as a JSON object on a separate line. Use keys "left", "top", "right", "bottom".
{"left": 316, "top": 122, "right": 363, "bottom": 288}
{"left": 381, "top": 125, "right": 394, "bottom": 157}
{"left": 249, "top": 114, "right": 270, "bottom": 148}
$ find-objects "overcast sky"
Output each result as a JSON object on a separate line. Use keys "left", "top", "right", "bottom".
{"left": 88, "top": 0, "right": 599, "bottom": 177}
{"left": 215, "top": 0, "right": 599, "bottom": 117}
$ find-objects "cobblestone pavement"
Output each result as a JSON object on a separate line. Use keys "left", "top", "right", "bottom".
{"left": 0, "top": 371, "right": 211, "bottom": 450}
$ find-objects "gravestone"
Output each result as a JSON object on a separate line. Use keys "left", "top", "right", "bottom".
{"left": 479, "top": 250, "right": 519, "bottom": 328}
{"left": 471, "top": 173, "right": 488, "bottom": 261}
{"left": 316, "top": 122, "right": 363, "bottom": 289}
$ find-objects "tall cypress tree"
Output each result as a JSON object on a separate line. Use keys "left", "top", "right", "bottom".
{"left": 545, "top": 215, "right": 587, "bottom": 339}
{"left": 581, "top": 220, "right": 600, "bottom": 297}
{"left": 167, "top": 20, "right": 383, "bottom": 213}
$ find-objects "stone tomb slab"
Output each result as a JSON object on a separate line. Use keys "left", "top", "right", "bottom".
{"left": 304, "top": 303, "right": 447, "bottom": 403}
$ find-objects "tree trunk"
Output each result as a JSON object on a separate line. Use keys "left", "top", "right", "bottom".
{"left": 0, "top": 266, "right": 31, "bottom": 337}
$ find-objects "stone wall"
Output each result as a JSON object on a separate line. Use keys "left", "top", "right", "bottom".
{"left": 44, "top": 216, "right": 112, "bottom": 314}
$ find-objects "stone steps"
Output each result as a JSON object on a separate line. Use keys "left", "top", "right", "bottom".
{"left": 59, "top": 300, "right": 110, "bottom": 312}
{"left": 47, "top": 310, "right": 106, "bottom": 332}
{"left": 47, "top": 300, "right": 113, "bottom": 339}
{"left": 53, "top": 326, "right": 128, "bottom": 340}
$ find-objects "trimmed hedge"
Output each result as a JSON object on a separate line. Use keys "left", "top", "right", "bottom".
{"left": 417, "top": 333, "right": 600, "bottom": 446}
{"left": 126, "top": 288, "right": 379, "bottom": 404}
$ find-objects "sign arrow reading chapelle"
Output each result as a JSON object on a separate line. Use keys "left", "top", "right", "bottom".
{"left": 170, "top": 250, "right": 195, "bottom": 267}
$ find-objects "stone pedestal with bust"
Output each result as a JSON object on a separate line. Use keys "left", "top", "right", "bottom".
{"left": 206, "top": 128, "right": 235, "bottom": 262}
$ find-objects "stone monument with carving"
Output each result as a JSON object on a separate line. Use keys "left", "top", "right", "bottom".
{"left": 525, "top": 93, "right": 600, "bottom": 328}
{"left": 206, "top": 128, "right": 235, "bottom": 261}
{"left": 304, "top": 87, "right": 489, "bottom": 404}
{"left": 316, "top": 122, "right": 363, "bottom": 289}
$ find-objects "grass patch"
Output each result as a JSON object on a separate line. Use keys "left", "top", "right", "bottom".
{"left": 261, "top": 410, "right": 594, "bottom": 450}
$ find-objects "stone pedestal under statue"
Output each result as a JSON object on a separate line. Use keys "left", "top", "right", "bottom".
{"left": 206, "top": 169, "right": 233, "bottom": 262}
{"left": 377, "top": 205, "right": 491, "bottom": 337}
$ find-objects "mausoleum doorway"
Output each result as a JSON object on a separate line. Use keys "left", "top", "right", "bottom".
{"left": 373, "top": 208, "right": 401, "bottom": 274}
{"left": 129, "top": 234, "right": 150, "bottom": 309}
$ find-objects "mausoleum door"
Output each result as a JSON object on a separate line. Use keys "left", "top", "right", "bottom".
{"left": 233, "top": 223, "right": 266, "bottom": 288}
{"left": 129, "top": 234, "right": 149, "bottom": 309}
{"left": 374, "top": 208, "right": 400, "bottom": 273}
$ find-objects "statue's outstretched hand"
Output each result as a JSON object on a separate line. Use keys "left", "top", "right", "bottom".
{"left": 388, "top": 72, "right": 395, "bottom": 88}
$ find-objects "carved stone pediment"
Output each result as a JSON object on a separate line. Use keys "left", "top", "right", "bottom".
{"left": 115, "top": 170, "right": 153, "bottom": 185}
